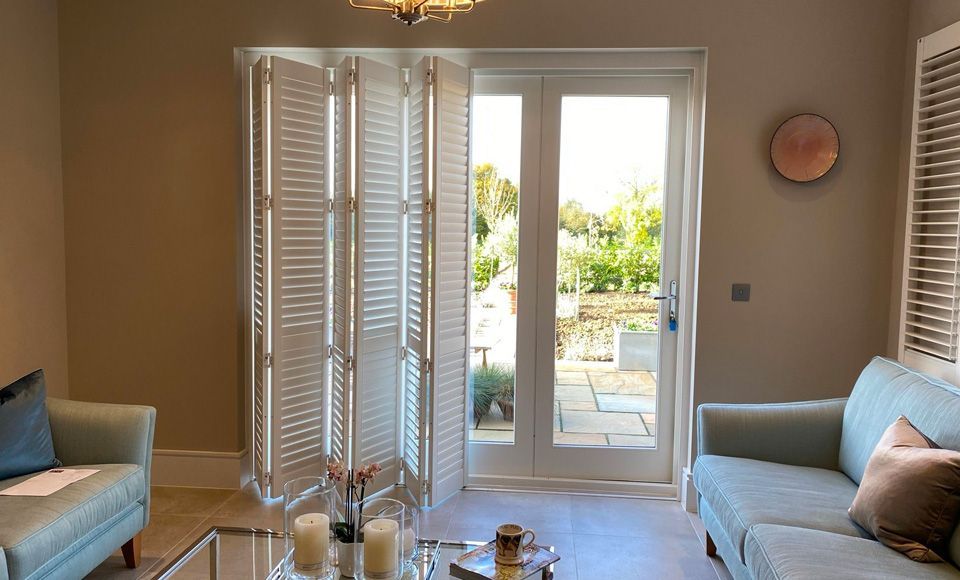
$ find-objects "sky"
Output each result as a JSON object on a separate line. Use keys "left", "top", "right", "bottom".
{"left": 472, "top": 94, "right": 669, "bottom": 215}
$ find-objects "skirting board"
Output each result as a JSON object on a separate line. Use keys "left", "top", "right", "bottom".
{"left": 152, "top": 448, "right": 250, "bottom": 489}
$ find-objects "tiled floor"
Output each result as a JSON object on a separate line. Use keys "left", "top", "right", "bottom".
{"left": 86, "top": 484, "right": 729, "bottom": 579}
{"left": 471, "top": 361, "right": 659, "bottom": 447}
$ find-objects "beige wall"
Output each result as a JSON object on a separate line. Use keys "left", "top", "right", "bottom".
{"left": 887, "top": 1, "right": 960, "bottom": 356}
{"left": 0, "top": 0, "right": 69, "bottom": 398}
{"left": 57, "top": 0, "right": 909, "bottom": 453}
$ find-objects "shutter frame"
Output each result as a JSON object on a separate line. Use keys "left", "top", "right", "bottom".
{"left": 252, "top": 56, "right": 271, "bottom": 498}
{"left": 900, "top": 21, "right": 960, "bottom": 384}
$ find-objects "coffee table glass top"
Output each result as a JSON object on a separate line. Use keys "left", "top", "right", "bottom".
{"left": 153, "top": 527, "right": 555, "bottom": 580}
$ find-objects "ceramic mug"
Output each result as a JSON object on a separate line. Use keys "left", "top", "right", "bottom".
{"left": 495, "top": 523, "right": 536, "bottom": 565}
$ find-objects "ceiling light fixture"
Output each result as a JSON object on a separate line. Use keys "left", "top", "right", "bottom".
{"left": 349, "top": 0, "right": 484, "bottom": 26}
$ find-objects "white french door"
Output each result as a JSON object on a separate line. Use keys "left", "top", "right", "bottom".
{"left": 468, "top": 74, "right": 690, "bottom": 485}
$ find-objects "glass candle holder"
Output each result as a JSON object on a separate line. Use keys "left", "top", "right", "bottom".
{"left": 402, "top": 504, "right": 419, "bottom": 563}
{"left": 359, "top": 498, "right": 405, "bottom": 580}
{"left": 284, "top": 476, "right": 338, "bottom": 580}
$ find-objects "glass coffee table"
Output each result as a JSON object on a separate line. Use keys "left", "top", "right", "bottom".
{"left": 153, "top": 527, "right": 555, "bottom": 580}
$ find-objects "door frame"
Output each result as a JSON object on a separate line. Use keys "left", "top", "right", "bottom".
{"left": 239, "top": 48, "right": 707, "bottom": 499}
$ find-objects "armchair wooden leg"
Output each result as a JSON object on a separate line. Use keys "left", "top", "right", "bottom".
{"left": 122, "top": 533, "right": 142, "bottom": 568}
{"left": 705, "top": 530, "right": 717, "bottom": 557}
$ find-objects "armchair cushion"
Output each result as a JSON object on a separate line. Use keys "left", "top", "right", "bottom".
{"left": 0, "top": 370, "right": 60, "bottom": 480}
{"left": 694, "top": 455, "right": 869, "bottom": 562}
{"left": 698, "top": 398, "right": 847, "bottom": 470}
{"left": 0, "top": 464, "right": 144, "bottom": 580}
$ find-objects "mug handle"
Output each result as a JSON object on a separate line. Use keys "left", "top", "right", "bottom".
{"left": 520, "top": 529, "right": 536, "bottom": 548}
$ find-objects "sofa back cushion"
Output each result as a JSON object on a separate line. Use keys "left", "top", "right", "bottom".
{"left": 840, "top": 356, "right": 960, "bottom": 564}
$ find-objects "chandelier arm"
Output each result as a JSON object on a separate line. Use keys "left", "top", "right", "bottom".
{"left": 427, "top": 1, "right": 477, "bottom": 14}
{"left": 425, "top": 12, "right": 453, "bottom": 22}
{"left": 349, "top": 0, "right": 398, "bottom": 11}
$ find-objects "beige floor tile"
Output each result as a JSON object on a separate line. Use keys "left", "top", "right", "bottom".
{"left": 151, "top": 486, "right": 236, "bottom": 517}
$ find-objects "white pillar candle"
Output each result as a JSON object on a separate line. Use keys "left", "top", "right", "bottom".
{"left": 402, "top": 527, "right": 416, "bottom": 559}
{"left": 363, "top": 518, "right": 400, "bottom": 577}
{"left": 293, "top": 513, "right": 330, "bottom": 571}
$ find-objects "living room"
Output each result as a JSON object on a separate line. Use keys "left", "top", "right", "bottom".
{"left": 3, "top": 1, "right": 960, "bottom": 579}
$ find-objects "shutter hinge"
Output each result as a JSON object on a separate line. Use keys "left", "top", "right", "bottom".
{"left": 329, "top": 80, "right": 335, "bottom": 96}
{"left": 264, "top": 471, "right": 273, "bottom": 487}
{"left": 348, "top": 68, "right": 357, "bottom": 86}
{"left": 264, "top": 352, "right": 273, "bottom": 368}
{"left": 422, "top": 480, "right": 431, "bottom": 497}
{"left": 328, "top": 199, "right": 334, "bottom": 213}
{"left": 400, "top": 345, "right": 407, "bottom": 360}
{"left": 399, "top": 457, "right": 406, "bottom": 473}
{"left": 328, "top": 345, "right": 333, "bottom": 359}
{"left": 402, "top": 200, "right": 409, "bottom": 215}
{"left": 264, "top": 67, "right": 272, "bottom": 85}
{"left": 403, "top": 81, "right": 410, "bottom": 97}
{"left": 426, "top": 68, "right": 434, "bottom": 86}
{"left": 263, "top": 195, "right": 273, "bottom": 211}
{"left": 348, "top": 198, "right": 357, "bottom": 213}
{"left": 424, "top": 199, "right": 433, "bottom": 214}
{"left": 422, "top": 357, "right": 431, "bottom": 371}
{"left": 346, "top": 355, "right": 355, "bottom": 372}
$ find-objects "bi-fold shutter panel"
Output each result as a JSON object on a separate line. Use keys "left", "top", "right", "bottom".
{"left": 351, "top": 57, "right": 404, "bottom": 495}
{"left": 427, "top": 58, "right": 471, "bottom": 507}
{"left": 331, "top": 59, "right": 354, "bottom": 467}
{"left": 403, "top": 58, "right": 431, "bottom": 502}
{"left": 268, "top": 57, "right": 329, "bottom": 494}
{"left": 251, "top": 57, "right": 270, "bottom": 499}
{"left": 901, "top": 23, "right": 960, "bottom": 381}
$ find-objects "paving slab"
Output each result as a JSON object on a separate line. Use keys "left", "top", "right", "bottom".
{"left": 560, "top": 410, "right": 647, "bottom": 435}
{"left": 595, "top": 394, "right": 656, "bottom": 413}
{"left": 553, "top": 432, "right": 609, "bottom": 445}
{"left": 555, "top": 384, "right": 596, "bottom": 402}
{"left": 470, "top": 429, "right": 514, "bottom": 442}
{"left": 608, "top": 434, "right": 656, "bottom": 447}
{"left": 477, "top": 414, "right": 514, "bottom": 431}
{"left": 556, "top": 371, "right": 590, "bottom": 385}
{"left": 561, "top": 401, "right": 598, "bottom": 412}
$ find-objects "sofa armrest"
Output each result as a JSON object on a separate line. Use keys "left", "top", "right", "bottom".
{"left": 46, "top": 398, "right": 156, "bottom": 526}
{"left": 697, "top": 398, "right": 847, "bottom": 470}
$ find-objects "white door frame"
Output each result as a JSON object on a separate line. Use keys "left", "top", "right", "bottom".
{"left": 238, "top": 47, "right": 707, "bottom": 499}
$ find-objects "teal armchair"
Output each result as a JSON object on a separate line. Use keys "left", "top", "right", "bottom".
{"left": 0, "top": 398, "right": 155, "bottom": 580}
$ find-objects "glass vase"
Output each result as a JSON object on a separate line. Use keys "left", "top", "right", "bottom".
{"left": 359, "top": 498, "right": 405, "bottom": 580}
{"left": 283, "top": 476, "right": 338, "bottom": 580}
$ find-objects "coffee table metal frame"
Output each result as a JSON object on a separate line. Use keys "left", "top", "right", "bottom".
{"left": 153, "top": 526, "right": 555, "bottom": 580}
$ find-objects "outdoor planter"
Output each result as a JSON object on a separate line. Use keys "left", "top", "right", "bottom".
{"left": 496, "top": 399, "right": 514, "bottom": 421}
{"left": 613, "top": 325, "right": 658, "bottom": 371}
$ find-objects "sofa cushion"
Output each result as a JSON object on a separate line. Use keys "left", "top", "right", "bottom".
{"left": 746, "top": 524, "right": 960, "bottom": 580}
{"left": 0, "top": 369, "right": 61, "bottom": 480}
{"left": 694, "top": 455, "right": 869, "bottom": 562}
{"left": 0, "top": 464, "right": 144, "bottom": 579}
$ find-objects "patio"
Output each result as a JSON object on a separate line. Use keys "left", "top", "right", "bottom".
{"left": 469, "top": 360, "right": 658, "bottom": 447}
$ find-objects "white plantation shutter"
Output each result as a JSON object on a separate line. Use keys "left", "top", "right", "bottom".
{"left": 426, "top": 57, "right": 471, "bottom": 507}
{"left": 403, "top": 58, "right": 431, "bottom": 503}
{"left": 251, "top": 57, "right": 271, "bottom": 498}
{"left": 351, "top": 57, "right": 404, "bottom": 495}
{"left": 900, "top": 22, "right": 960, "bottom": 384}
{"left": 331, "top": 59, "right": 354, "bottom": 466}
{"left": 268, "top": 57, "right": 329, "bottom": 494}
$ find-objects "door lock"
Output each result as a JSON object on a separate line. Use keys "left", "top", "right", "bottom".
{"left": 650, "top": 280, "right": 678, "bottom": 332}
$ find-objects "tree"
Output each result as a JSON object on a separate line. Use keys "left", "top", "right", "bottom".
{"left": 474, "top": 163, "right": 519, "bottom": 243}
{"left": 558, "top": 200, "right": 593, "bottom": 236}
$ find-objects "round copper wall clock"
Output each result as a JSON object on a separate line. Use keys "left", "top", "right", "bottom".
{"left": 770, "top": 113, "right": 839, "bottom": 183}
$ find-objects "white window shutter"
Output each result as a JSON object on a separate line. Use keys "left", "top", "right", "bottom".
{"left": 900, "top": 21, "right": 960, "bottom": 385}
{"left": 332, "top": 58, "right": 354, "bottom": 467}
{"left": 426, "top": 57, "right": 471, "bottom": 507}
{"left": 266, "top": 57, "right": 330, "bottom": 496}
{"left": 351, "top": 57, "right": 404, "bottom": 495}
{"left": 251, "top": 56, "right": 271, "bottom": 499}
{"left": 403, "top": 58, "right": 431, "bottom": 504}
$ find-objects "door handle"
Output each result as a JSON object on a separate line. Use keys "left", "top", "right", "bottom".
{"left": 650, "top": 280, "right": 678, "bottom": 332}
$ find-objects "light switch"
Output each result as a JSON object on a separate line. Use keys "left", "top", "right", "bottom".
{"left": 732, "top": 283, "right": 751, "bottom": 302}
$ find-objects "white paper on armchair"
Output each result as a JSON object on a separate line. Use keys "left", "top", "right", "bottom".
{"left": 0, "top": 468, "right": 99, "bottom": 496}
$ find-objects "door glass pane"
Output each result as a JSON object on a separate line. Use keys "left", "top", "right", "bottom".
{"left": 469, "top": 95, "right": 522, "bottom": 443}
{"left": 553, "top": 96, "right": 668, "bottom": 448}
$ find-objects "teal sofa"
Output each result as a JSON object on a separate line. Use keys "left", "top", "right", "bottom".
{"left": 694, "top": 356, "right": 960, "bottom": 580}
{"left": 0, "top": 399, "right": 155, "bottom": 580}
